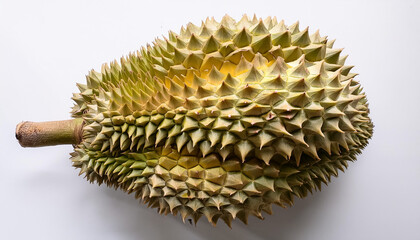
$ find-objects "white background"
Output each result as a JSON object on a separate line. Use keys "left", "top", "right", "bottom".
{"left": 1, "top": 0, "right": 419, "bottom": 239}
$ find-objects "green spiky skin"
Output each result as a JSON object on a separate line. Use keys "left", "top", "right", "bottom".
{"left": 70, "top": 15, "right": 373, "bottom": 226}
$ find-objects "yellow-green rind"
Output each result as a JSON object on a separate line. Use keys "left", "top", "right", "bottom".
{"left": 70, "top": 15, "right": 373, "bottom": 226}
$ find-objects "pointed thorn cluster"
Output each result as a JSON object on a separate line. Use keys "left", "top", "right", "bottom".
{"left": 70, "top": 14, "right": 373, "bottom": 226}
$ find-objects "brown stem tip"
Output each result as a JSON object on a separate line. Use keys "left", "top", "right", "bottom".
{"left": 16, "top": 119, "right": 83, "bottom": 148}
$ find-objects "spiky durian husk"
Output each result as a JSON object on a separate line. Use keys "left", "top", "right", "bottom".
{"left": 70, "top": 15, "right": 373, "bottom": 226}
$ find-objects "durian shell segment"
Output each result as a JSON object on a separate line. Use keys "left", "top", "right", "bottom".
{"left": 71, "top": 145, "right": 355, "bottom": 226}
{"left": 71, "top": 15, "right": 373, "bottom": 225}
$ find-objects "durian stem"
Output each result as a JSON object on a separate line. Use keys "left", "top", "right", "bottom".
{"left": 16, "top": 119, "right": 83, "bottom": 147}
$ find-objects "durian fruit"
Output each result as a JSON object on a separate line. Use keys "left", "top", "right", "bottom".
{"left": 16, "top": 15, "right": 373, "bottom": 226}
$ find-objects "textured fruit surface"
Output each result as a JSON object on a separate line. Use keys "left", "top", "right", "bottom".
{"left": 70, "top": 15, "right": 373, "bottom": 226}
